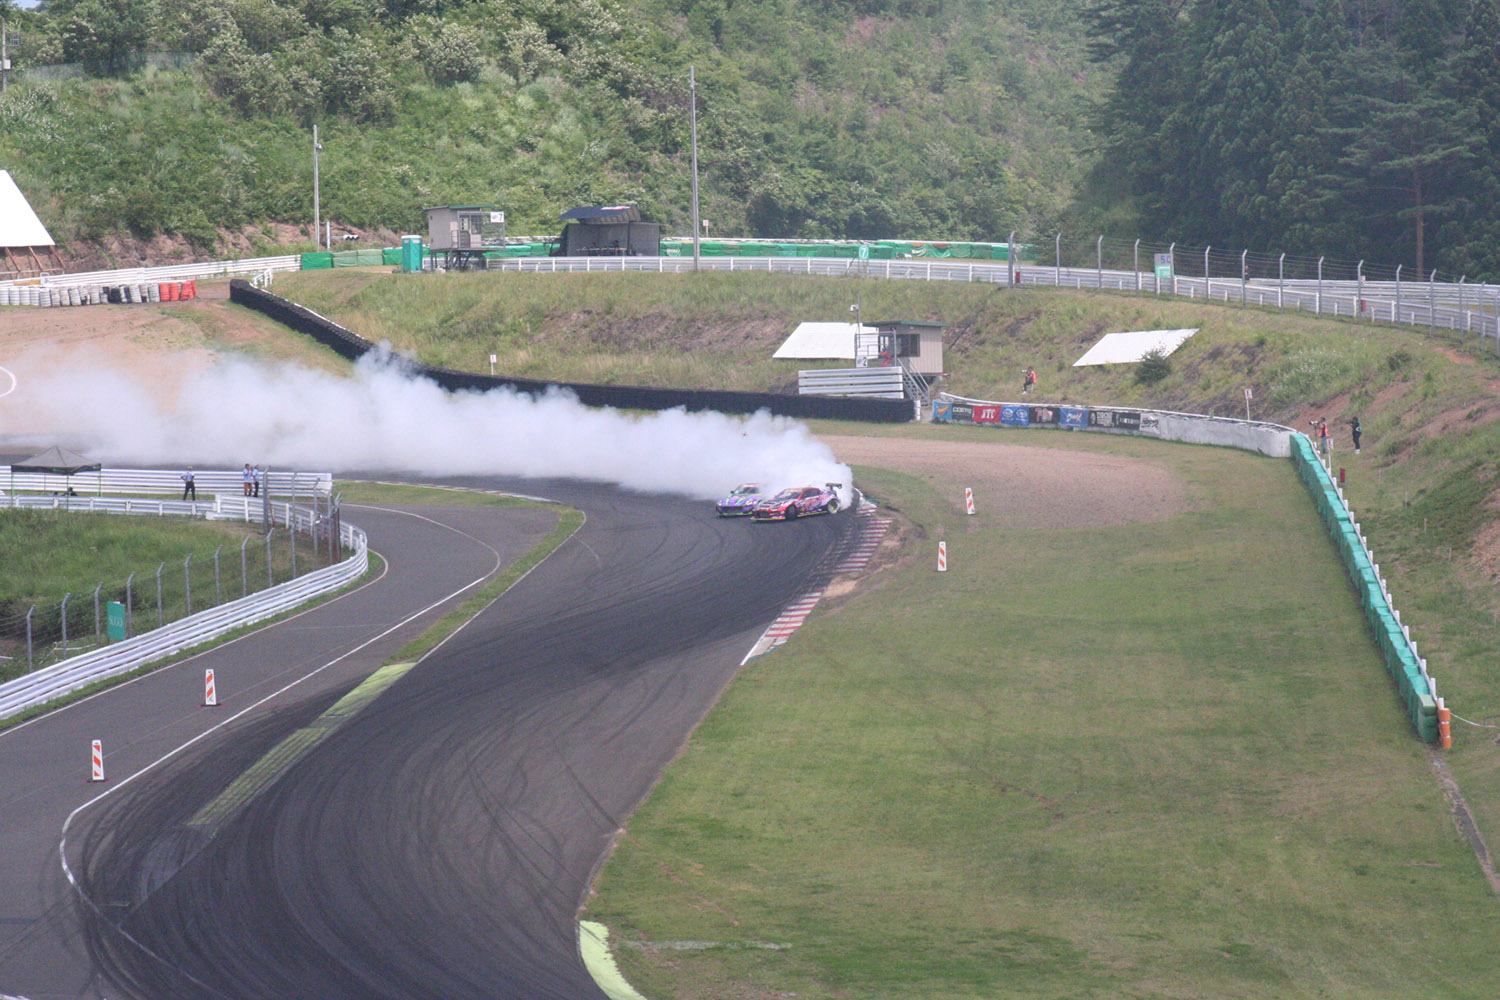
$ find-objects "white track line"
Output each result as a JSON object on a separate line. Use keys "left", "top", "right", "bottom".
{"left": 0, "top": 365, "right": 17, "bottom": 399}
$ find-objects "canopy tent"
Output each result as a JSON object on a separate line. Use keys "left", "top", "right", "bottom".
{"left": 8, "top": 445, "right": 102, "bottom": 497}
{"left": 0, "top": 170, "right": 63, "bottom": 278}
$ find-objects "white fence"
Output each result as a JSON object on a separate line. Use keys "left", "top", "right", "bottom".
{"left": 0, "top": 254, "right": 302, "bottom": 306}
{"left": 490, "top": 254, "right": 1500, "bottom": 351}
{"left": 1, "top": 467, "right": 332, "bottom": 499}
{"left": 0, "top": 496, "right": 366, "bottom": 723}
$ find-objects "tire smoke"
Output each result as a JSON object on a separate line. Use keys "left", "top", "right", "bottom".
{"left": 1, "top": 350, "right": 852, "bottom": 502}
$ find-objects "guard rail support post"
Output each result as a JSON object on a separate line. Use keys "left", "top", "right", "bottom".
{"left": 26, "top": 605, "right": 34, "bottom": 672}
{"left": 1134, "top": 239, "right": 1141, "bottom": 294}
{"left": 289, "top": 520, "right": 297, "bottom": 578}
{"left": 93, "top": 582, "right": 103, "bottom": 638}
{"left": 1396, "top": 265, "right": 1402, "bottom": 323}
{"left": 214, "top": 544, "right": 223, "bottom": 605}
{"left": 184, "top": 554, "right": 193, "bottom": 616}
{"left": 61, "top": 594, "right": 70, "bottom": 658}
{"left": 156, "top": 563, "right": 164, "bottom": 629}
{"left": 125, "top": 573, "right": 134, "bottom": 637}
{"left": 266, "top": 531, "right": 274, "bottom": 588}
{"left": 241, "top": 536, "right": 250, "bottom": 597}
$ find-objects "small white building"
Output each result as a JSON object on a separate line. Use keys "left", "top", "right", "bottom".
{"left": 0, "top": 170, "right": 62, "bottom": 279}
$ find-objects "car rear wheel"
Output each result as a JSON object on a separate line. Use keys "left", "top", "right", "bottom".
{"left": 826, "top": 499, "right": 840, "bottom": 514}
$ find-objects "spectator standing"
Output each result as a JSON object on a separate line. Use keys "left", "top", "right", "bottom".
{"left": 1350, "top": 416, "right": 1362, "bottom": 454}
{"left": 1317, "top": 417, "right": 1331, "bottom": 457}
{"left": 242, "top": 463, "right": 254, "bottom": 497}
{"left": 181, "top": 467, "right": 196, "bottom": 501}
{"left": 252, "top": 464, "right": 263, "bottom": 498}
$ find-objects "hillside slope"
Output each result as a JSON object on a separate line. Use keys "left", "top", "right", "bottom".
{"left": 0, "top": 0, "right": 1101, "bottom": 260}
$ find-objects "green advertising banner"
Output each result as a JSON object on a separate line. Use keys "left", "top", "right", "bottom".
{"left": 106, "top": 600, "right": 126, "bottom": 641}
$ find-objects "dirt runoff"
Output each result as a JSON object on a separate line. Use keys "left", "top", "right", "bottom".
{"left": 818, "top": 433, "right": 1192, "bottom": 529}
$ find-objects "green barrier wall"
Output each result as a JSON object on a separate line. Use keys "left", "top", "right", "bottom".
{"left": 1291, "top": 433, "right": 1438, "bottom": 742}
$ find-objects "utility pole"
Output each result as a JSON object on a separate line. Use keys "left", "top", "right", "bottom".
{"left": 689, "top": 66, "right": 700, "bottom": 272}
{"left": 2, "top": 19, "right": 10, "bottom": 95}
{"left": 312, "top": 124, "right": 322, "bottom": 251}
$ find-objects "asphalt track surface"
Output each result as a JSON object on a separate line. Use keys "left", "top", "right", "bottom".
{"left": 0, "top": 473, "right": 856, "bottom": 1000}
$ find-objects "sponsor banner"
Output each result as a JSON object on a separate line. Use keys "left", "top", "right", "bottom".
{"left": 972, "top": 403, "right": 1004, "bottom": 423}
{"left": 1059, "top": 406, "right": 1088, "bottom": 427}
{"left": 1089, "top": 409, "right": 1143, "bottom": 429}
{"left": 1000, "top": 404, "right": 1030, "bottom": 426}
{"left": 1029, "top": 406, "right": 1060, "bottom": 425}
{"left": 932, "top": 400, "right": 954, "bottom": 422}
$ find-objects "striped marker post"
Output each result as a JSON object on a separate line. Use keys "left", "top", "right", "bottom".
{"left": 964, "top": 488, "right": 975, "bottom": 515}
{"left": 204, "top": 668, "right": 218, "bottom": 707}
{"left": 938, "top": 541, "right": 948, "bottom": 572}
{"left": 1438, "top": 698, "right": 1452, "bottom": 750}
{"left": 90, "top": 740, "right": 104, "bottom": 782}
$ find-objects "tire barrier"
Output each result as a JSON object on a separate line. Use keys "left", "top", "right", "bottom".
{"left": 0, "top": 280, "right": 196, "bottom": 308}
{"left": 229, "top": 279, "right": 914, "bottom": 423}
{"left": 1290, "top": 432, "right": 1438, "bottom": 743}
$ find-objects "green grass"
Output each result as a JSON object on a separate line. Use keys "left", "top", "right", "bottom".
{"left": 586, "top": 434, "right": 1500, "bottom": 999}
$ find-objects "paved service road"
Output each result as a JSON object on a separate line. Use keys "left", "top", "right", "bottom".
{"left": 5, "top": 475, "right": 855, "bottom": 1000}
{"left": 0, "top": 497, "right": 560, "bottom": 1000}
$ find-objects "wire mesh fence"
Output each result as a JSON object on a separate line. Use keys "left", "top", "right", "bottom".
{"left": 0, "top": 520, "right": 344, "bottom": 684}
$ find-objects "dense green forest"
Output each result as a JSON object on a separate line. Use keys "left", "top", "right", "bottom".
{"left": 1083, "top": 0, "right": 1500, "bottom": 278}
{"left": 0, "top": 0, "right": 1098, "bottom": 252}
{"left": 2, "top": 0, "right": 1499, "bottom": 280}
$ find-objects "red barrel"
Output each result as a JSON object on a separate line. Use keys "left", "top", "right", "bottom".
{"left": 182, "top": 279, "right": 197, "bottom": 300}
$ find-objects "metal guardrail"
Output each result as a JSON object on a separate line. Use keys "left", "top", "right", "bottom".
{"left": 0, "top": 497, "right": 365, "bottom": 723}
{"left": 1, "top": 467, "right": 332, "bottom": 499}
{"left": 491, "top": 255, "right": 1500, "bottom": 351}
{"left": 6, "top": 254, "right": 302, "bottom": 289}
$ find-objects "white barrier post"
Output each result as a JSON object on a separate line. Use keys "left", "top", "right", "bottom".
{"left": 90, "top": 739, "right": 104, "bottom": 782}
{"left": 964, "top": 488, "right": 975, "bottom": 515}
{"left": 204, "top": 668, "right": 218, "bottom": 707}
{"left": 938, "top": 541, "right": 948, "bottom": 572}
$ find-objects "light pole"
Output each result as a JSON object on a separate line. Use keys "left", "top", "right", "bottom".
{"left": 850, "top": 301, "right": 861, "bottom": 365}
{"left": 689, "top": 66, "right": 701, "bottom": 272}
{"left": 312, "top": 124, "right": 323, "bottom": 251}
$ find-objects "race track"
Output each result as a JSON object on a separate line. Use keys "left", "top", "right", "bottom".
{"left": 9, "top": 474, "right": 854, "bottom": 999}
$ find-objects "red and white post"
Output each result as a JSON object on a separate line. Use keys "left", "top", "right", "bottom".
{"left": 937, "top": 540, "right": 948, "bottom": 572}
{"left": 90, "top": 739, "right": 104, "bottom": 782}
{"left": 204, "top": 668, "right": 218, "bottom": 707}
{"left": 964, "top": 488, "right": 975, "bottom": 516}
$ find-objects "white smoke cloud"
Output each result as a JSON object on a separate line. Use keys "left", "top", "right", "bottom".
{"left": 0, "top": 350, "right": 852, "bottom": 503}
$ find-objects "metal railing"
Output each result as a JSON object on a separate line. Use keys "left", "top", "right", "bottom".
{"left": 490, "top": 252, "right": 1500, "bottom": 352}
{"left": 1, "top": 467, "right": 332, "bottom": 499}
{"left": 0, "top": 490, "right": 362, "bottom": 723}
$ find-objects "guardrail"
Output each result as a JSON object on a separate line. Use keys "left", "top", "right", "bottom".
{"left": 932, "top": 392, "right": 1439, "bottom": 742}
{"left": 1, "top": 467, "right": 332, "bottom": 498}
{"left": 0, "top": 496, "right": 364, "bottom": 724}
{"left": 8, "top": 254, "right": 302, "bottom": 289}
{"left": 490, "top": 254, "right": 1500, "bottom": 352}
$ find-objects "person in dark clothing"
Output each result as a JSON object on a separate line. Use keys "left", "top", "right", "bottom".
{"left": 1350, "top": 416, "right": 1362, "bottom": 454}
{"left": 181, "top": 467, "right": 196, "bottom": 501}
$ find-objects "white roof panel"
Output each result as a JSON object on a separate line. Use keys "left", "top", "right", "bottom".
{"left": 773, "top": 322, "right": 876, "bottom": 360}
{"left": 0, "top": 170, "right": 54, "bottom": 248}
{"left": 1073, "top": 328, "right": 1198, "bottom": 366}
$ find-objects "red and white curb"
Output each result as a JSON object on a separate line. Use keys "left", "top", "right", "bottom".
{"left": 743, "top": 502, "right": 891, "bottom": 662}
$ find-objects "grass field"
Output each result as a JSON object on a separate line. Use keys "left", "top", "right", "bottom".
{"left": 585, "top": 432, "right": 1500, "bottom": 999}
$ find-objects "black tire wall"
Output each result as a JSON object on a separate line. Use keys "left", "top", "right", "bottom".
{"left": 230, "top": 280, "right": 913, "bottom": 423}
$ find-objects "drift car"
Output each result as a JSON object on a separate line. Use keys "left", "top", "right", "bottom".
{"left": 751, "top": 485, "right": 841, "bottom": 521}
{"left": 715, "top": 483, "right": 765, "bottom": 517}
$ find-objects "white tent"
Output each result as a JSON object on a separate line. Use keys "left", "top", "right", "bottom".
{"left": 0, "top": 170, "right": 61, "bottom": 278}
{"left": 773, "top": 322, "right": 879, "bottom": 362}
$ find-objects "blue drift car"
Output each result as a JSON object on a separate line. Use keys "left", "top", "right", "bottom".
{"left": 715, "top": 483, "right": 765, "bottom": 517}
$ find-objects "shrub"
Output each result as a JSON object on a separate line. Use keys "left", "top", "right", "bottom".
{"left": 1135, "top": 347, "right": 1172, "bottom": 384}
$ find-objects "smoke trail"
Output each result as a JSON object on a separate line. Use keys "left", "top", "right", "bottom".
{"left": 0, "top": 350, "right": 852, "bottom": 502}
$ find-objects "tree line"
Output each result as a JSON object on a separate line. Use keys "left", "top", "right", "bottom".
{"left": 1082, "top": 0, "right": 1500, "bottom": 280}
